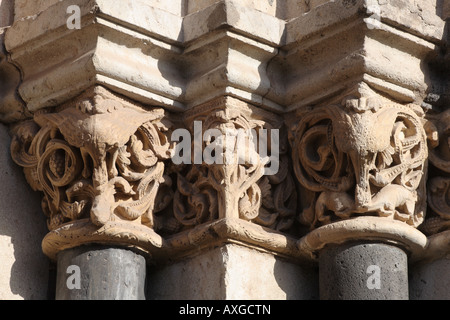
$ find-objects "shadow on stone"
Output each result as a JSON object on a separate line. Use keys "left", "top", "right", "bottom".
{"left": 0, "top": 124, "right": 50, "bottom": 300}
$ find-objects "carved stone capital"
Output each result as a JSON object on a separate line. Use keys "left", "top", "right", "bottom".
{"left": 289, "top": 96, "right": 428, "bottom": 232}
{"left": 168, "top": 97, "right": 298, "bottom": 236}
{"left": 421, "top": 107, "right": 450, "bottom": 235}
{"left": 11, "top": 86, "right": 173, "bottom": 259}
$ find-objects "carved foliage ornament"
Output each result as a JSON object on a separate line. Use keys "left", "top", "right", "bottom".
{"left": 290, "top": 98, "right": 428, "bottom": 229}
{"left": 172, "top": 98, "right": 298, "bottom": 233}
{"left": 11, "top": 87, "right": 173, "bottom": 231}
{"left": 421, "top": 108, "right": 450, "bottom": 235}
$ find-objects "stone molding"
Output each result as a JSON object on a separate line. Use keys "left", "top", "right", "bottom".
{"left": 299, "top": 216, "right": 428, "bottom": 261}
{"left": 1, "top": 0, "right": 446, "bottom": 121}
{"left": 42, "top": 219, "right": 163, "bottom": 262}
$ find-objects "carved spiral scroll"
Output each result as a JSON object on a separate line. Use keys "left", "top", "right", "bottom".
{"left": 422, "top": 109, "right": 450, "bottom": 235}
{"left": 11, "top": 88, "right": 173, "bottom": 232}
{"left": 292, "top": 108, "right": 354, "bottom": 193}
{"left": 172, "top": 102, "right": 298, "bottom": 234}
{"left": 428, "top": 109, "right": 450, "bottom": 172}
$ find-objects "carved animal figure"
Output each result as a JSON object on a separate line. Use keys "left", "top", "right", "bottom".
{"left": 314, "top": 184, "right": 417, "bottom": 226}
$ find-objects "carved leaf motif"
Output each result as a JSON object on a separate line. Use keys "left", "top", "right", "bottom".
{"left": 254, "top": 155, "right": 298, "bottom": 232}
{"left": 428, "top": 109, "right": 450, "bottom": 172}
{"left": 11, "top": 89, "right": 172, "bottom": 231}
{"left": 422, "top": 107, "right": 450, "bottom": 235}
{"left": 239, "top": 184, "right": 262, "bottom": 221}
{"left": 172, "top": 105, "right": 298, "bottom": 233}
{"left": 291, "top": 108, "right": 354, "bottom": 193}
{"left": 173, "top": 166, "right": 219, "bottom": 227}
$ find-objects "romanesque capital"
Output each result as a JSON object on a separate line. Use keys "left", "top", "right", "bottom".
{"left": 9, "top": 89, "right": 305, "bottom": 261}
{"left": 172, "top": 97, "right": 297, "bottom": 231}
{"left": 10, "top": 86, "right": 173, "bottom": 260}
{"left": 288, "top": 94, "right": 429, "bottom": 259}
{"left": 416, "top": 95, "right": 450, "bottom": 262}
{"left": 159, "top": 96, "right": 302, "bottom": 261}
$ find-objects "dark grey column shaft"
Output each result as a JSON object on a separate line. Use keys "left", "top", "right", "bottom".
{"left": 410, "top": 254, "right": 450, "bottom": 300}
{"left": 56, "top": 245, "right": 147, "bottom": 300}
{"left": 319, "top": 242, "right": 408, "bottom": 300}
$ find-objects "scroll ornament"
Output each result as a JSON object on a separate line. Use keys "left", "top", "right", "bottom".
{"left": 290, "top": 98, "right": 428, "bottom": 229}
{"left": 11, "top": 88, "right": 173, "bottom": 232}
{"left": 172, "top": 107, "right": 298, "bottom": 233}
{"left": 421, "top": 108, "right": 450, "bottom": 235}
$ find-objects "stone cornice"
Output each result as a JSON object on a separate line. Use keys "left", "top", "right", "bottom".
{"left": 1, "top": 0, "right": 446, "bottom": 122}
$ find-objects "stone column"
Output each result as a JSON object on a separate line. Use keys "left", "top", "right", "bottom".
{"left": 319, "top": 242, "right": 408, "bottom": 300}
{"left": 56, "top": 246, "right": 147, "bottom": 300}
{"left": 297, "top": 217, "right": 427, "bottom": 300}
{"left": 410, "top": 234, "right": 450, "bottom": 300}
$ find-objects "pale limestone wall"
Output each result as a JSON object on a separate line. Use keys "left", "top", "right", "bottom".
{"left": 0, "top": 124, "right": 49, "bottom": 300}
{"left": 223, "top": 244, "right": 318, "bottom": 300}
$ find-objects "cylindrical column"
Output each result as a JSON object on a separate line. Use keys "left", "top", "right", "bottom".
{"left": 56, "top": 245, "right": 147, "bottom": 300}
{"left": 410, "top": 254, "right": 450, "bottom": 300}
{"left": 409, "top": 231, "right": 450, "bottom": 300}
{"left": 319, "top": 241, "right": 409, "bottom": 300}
